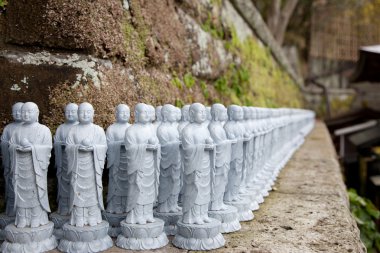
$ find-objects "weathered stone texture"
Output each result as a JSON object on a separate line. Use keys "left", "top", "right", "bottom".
{"left": 6, "top": 0, "right": 125, "bottom": 58}
{"left": 0, "top": 52, "right": 81, "bottom": 130}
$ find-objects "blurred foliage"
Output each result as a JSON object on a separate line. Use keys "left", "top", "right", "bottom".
{"left": 349, "top": 188, "right": 380, "bottom": 253}
{"left": 201, "top": 13, "right": 225, "bottom": 40}
{"left": 0, "top": 0, "right": 7, "bottom": 10}
{"left": 183, "top": 72, "right": 196, "bottom": 89}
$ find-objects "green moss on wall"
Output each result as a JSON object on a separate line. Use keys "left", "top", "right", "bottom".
{"left": 217, "top": 25, "right": 303, "bottom": 108}
{"left": 122, "top": 0, "right": 150, "bottom": 68}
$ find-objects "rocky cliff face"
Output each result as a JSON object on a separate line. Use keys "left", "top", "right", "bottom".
{"left": 0, "top": 0, "right": 302, "bottom": 131}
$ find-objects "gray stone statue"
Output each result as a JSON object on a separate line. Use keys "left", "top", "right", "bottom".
{"left": 178, "top": 104, "right": 190, "bottom": 134}
{"left": 153, "top": 105, "right": 162, "bottom": 132}
{"left": 174, "top": 106, "right": 181, "bottom": 129}
{"left": 1, "top": 102, "right": 57, "bottom": 253}
{"left": 0, "top": 102, "right": 23, "bottom": 239}
{"left": 50, "top": 103, "right": 78, "bottom": 239}
{"left": 154, "top": 104, "right": 182, "bottom": 235}
{"left": 58, "top": 102, "right": 113, "bottom": 253}
{"left": 177, "top": 104, "right": 190, "bottom": 206}
{"left": 173, "top": 103, "right": 225, "bottom": 250}
{"left": 223, "top": 105, "right": 253, "bottom": 221}
{"left": 103, "top": 104, "right": 131, "bottom": 237}
{"left": 208, "top": 104, "right": 241, "bottom": 233}
{"left": 237, "top": 107, "right": 260, "bottom": 212}
{"left": 116, "top": 103, "right": 168, "bottom": 250}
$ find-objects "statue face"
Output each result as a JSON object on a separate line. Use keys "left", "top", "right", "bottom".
{"left": 167, "top": 108, "right": 178, "bottom": 122}
{"left": 65, "top": 106, "right": 78, "bottom": 123}
{"left": 116, "top": 108, "right": 130, "bottom": 123}
{"left": 136, "top": 106, "right": 150, "bottom": 124}
{"left": 12, "top": 107, "right": 23, "bottom": 122}
{"left": 22, "top": 105, "right": 38, "bottom": 124}
{"left": 78, "top": 106, "right": 94, "bottom": 124}
{"left": 175, "top": 109, "right": 180, "bottom": 121}
{"left": 192, "top": 106, "right": 206, "bottom": 124}
{"left": 149, "top": 107, "right": 155, "bottom": 121}
{"left": 232, "top": 107, "right": 243, "bottom": 121}
{"left": 220, "top": 108, "right": 228, "bottom": 121}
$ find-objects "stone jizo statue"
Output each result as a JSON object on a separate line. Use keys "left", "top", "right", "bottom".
{"left": 106, "top": 104, "right": 131, "bottom": 214}
{"left": 1, "top": 102, "right": 24, "bottom": 218}
{"left": 116, "top": 103, "right": 168, "bottom": 250}
{"left": 103, "top": 104, "right": 131, "bottom": 237}
{"left": 223, "top": 105, "right": 253, "bottom": 221}
{"left": 65, "top": 102, "right": 107, "bottom": 227}
{"left": 51, "top": 103, "right": 79, "bottom": 239}
{"left": 156, "top": 104, "right": 182, "bottom": 213}
{"left": 1, "top": 102, "right": 57, "bottom": 253}
{"left": 153, "top": 105, "right": 162, "bottom": 132}
{"left": 173, "top": 103, "right": 225, "bottom": 250}
{"left": 207, "top": 104, "right": 241, "bottom": 233}
{"left": 58, "top": 102, "right": 113, "bottom": 253}
{"left": 178, "top": 104, "right": 190, "bottom": 134}
{"left": 10, "top": 102, "right": 52, "bottom": 228}
{"left": 154, "top": 104, "right": 182, "bottom": 235}
{"left": 124, "top": 103, "right": 159, "bottom": 224}
{"left": 54, "top": 103, "right": 79, "bottom": 216}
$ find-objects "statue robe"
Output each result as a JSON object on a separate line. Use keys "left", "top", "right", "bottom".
{"left": 245, "top": 121, "right": 256, "bottom": 187}
{"left": 156, "top": 123, "right": 181, "bottom": 212}
{"left": 9, "top": 123, "right": 52, "bottom": 226}
{"left": 66, "top": 123, "right": 107, "bottom": 225}
{"left": 181, "top": 124, "right": 214, "bottom": 222}
{"left": 208, "top": 121, "right": 232, "bottom": 210}
{"left": 124, "top": 124, "right": 159, "bottom": 214}
{"left": 105, "top": 122, "right": 130, "bottom": 213}
{"left": 241, "top": 121, "right": 253, "bottom": 191}
{"left": 177, "top": 121, "right": 188, "bottom": 204}
{"left": 224, "top": 121, "right": 245, "bottom": 202}
{"left": 54, "top": 122, "right": 78, "bottom": 215}
{"left": 1, "top": 121, "right": 23, "bottom": 216}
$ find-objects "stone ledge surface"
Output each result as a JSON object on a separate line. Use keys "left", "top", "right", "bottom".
{"left": 49, "top": 121, "right": 365, "bottom": 252}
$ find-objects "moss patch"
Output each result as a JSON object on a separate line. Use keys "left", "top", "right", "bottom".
{"left": 216, "top": 25, "right": 303, "bottom": 108}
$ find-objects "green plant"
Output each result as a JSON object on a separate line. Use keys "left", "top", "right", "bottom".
{"left": 200, "top": 81, "right": 209, "bottom": 99}
{"left": 214, "top": 76, "right": 228, "bottom": 93}
{"left": 349, "top": 188, "right": 380, "bottom": 253}
{"left": 200, "top": 13, "right": 224, "bottom": 40}
{"left": 175, "top": 99, "right": 185, "bottom": 108}
{"left": 183, "top": 72, "right": 196, "bottom": 89}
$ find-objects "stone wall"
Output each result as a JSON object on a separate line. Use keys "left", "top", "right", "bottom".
{"left": 0, "top": 0, "right": 303, "bottom": 132}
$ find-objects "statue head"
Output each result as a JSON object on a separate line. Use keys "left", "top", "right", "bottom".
{"left": 181, "top": 105, "right": 190, "bottom": 121}
{"left": 211, "top": 103, "right": 227, "bottom": 122}
{"left": 156, "top": 106, "right": 163, "bottom": 122}
{"left": 21, "top": 102, "right": 39, "bottom": 124}
{"left": 189, "top": 103, "right": 206, "bottom": 124}
{"left": 78, "top": 102, "right": 94, "bottom": 124}
{"left": 243, "top": 106, "right": 250, "bottom": 120}
{"left": 206, "top": 107, "right": 212, "bottom": 121}
{"left": 176, "top": 107, "right": 181, "bottom": 122}
{"left": 147, "top": 105, "right": 155, "bottom": 122}
{"left": 162, "top": 104, "right": 177, "bottom": 123}
{"left": 116, "top": 104, "right": 130, "bottom": 123}
{"left": 227, "top": 105, "right": 243, "bottom": 121}
{"left": 250, "top": 107, "right": 256, "bottom": 120}
{"left": 65, "top": 103, "right": 78, "bottom": 123}
{"left": 12, "top": 102, "right": 24, "bottom": 122}
{"left": 135, "top": 103, "right": 150, "bottom": 124}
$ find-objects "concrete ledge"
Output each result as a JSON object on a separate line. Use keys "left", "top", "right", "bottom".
{"left": 49, "top": 121, "right": 364, "bottom": 252}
